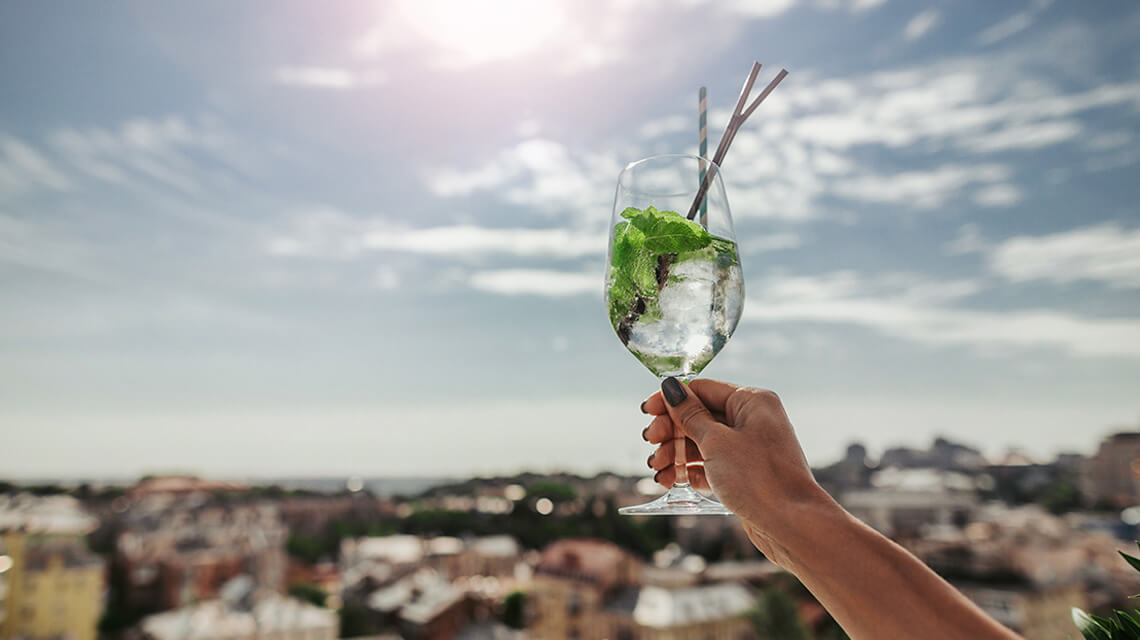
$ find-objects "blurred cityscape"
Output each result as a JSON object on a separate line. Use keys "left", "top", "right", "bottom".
{"left": 4, "top": 425, "right": 1140, "bottom": 640}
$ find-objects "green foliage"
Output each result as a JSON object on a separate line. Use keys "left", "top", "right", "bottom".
{"left": 287, "top": 532, "right": 327, "bottom": 565}
{"left": 394, "top": 497, "right": 671, "bottom": 559}
{"left": 289, "top": 583, "right": 328, "bottom": 607}
{"left": 526, "top": 481, "right": 576, "bottom": 502}
{"left": 750, "top": 587, "right": 811, "bottom": 640}
{"left": 339, "top": 602, "right": 379, "bottom": 637}
{"left": 501, "top": 590, "right": 527, "bottom": 629}
{"left": 607, "top": 206, "right": 716, "bottom": 328}
{"left": 1074, "top": 543, "right": 1140, "bottom": 639}
{"left": 622, "top": 205, "right": 712, "bottom": 254}
{"left": 1040, "top": 478, "right": 1082, "bottom": 514}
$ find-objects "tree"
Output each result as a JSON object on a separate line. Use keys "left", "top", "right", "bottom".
{"left": 502, "top": 590, "right": 527, "bottom": 629}
{"left": 289, "top": 583, "right": 328, "bottom": 607}
{"left": 750, "top": 587, "right": 811, "bottom": 640}
{"left": 286, "top": 532, "right": 326, "bottom": 565}
{"left": 339, "top": 602, "right": 378, "bottom": 637}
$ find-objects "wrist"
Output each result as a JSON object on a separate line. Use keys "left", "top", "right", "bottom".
{"left": 743, "top": 485, "right": 848, "bottom": 571}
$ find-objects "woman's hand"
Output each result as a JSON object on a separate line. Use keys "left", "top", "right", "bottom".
{"left": 642, "top": 377, "right": 837, "bottom": 567}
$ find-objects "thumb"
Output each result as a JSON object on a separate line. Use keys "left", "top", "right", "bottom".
{"left": 660, "top": 377, "right": 722, "bottom": 445}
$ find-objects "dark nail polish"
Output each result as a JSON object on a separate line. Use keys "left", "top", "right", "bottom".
{"left": 654, "top": 469, "right": 663, "bottom": 483}
{"left": 647, "top": 453, "right": 655, "bottom": 468}
{"left": 661, "top": 377, "right": 687, "bottom": 406}
{"left": 639, "top": 400, "right": 648, "bottom": 414}
{"left": 641, "top": 427, "right": 649, "bottom": 441}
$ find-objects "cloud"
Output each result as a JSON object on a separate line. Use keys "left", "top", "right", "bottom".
{"left": 987, "top": 223, "right": 1140, "bottom": 289}
{"left": 468, "top": 268, "right": 598, "bottom": 297}
{"left": 627, "top": 33, "right": 1140, "bottom": 220}
{"left": 972, "top": 183, "right": 1022, "bottom": 208}
{"left": 943, "top": 223, "right": 988, "bottom": 256}
{"left": 720, "top": 0, "right": 796, "bottom": 17}
{"left": 0, "top": 136, "right": 72, "bottom": 198}
{"left": 848, "top": 0, "right": 887, "bottom": 11}
{"left": 959, "top": 120, "right": 1082, "bottom": 153}
{"left": 273, "top": 66, "right": 385, "bottom": 89}
{"left": 976, "top": 0, "right": 1054, "bottom": 46}
{"left": 45, "top": 116, "right": 239, "bottom": 198}
{"left": 373, "top": 265, "right": 401, "bottom": 291}
{"left": 746, "top": 271, "right": 1140, "bottom": 358}
{"left": 423, "top": 138, "right": 621, "bottom": 220}
{"left": 266, "top": 209, "right": 607, "bottom": 260}
{"left": 903, "top": 10, "right": 940, "bottom": 42}
{"left": 831, "top": 164, "right": 1010, "bottom": 209}
{"left": 363, "top": 225, "right": 605, "bottom": 258}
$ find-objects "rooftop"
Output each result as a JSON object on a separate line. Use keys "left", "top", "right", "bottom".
{"left": 613, "top": 582, "right": 755, "bottom": 628}
{"left": 0, "top": 494, "right": 96, "bottom": 535}
{"left": 140, "top": 593, "right": 336, "bottom": 639}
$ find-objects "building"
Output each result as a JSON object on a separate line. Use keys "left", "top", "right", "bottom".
{"left": 137, "top": 591, "right": 337, "bottom": 640}
{"left": 527, "top": 539, "right": 759, "bottom": 639}
{"left": 1087, "top": 431, "right": 1140, "bottom": 508}
{"left": 0, "top": 495, "right": 104, "bottom": 640}
{"left": 880, "top": 437, "right": 987, "bottom": 472}
{"left": 840, "top": 468, "right": 980, "bottom": 537}
{"left": 112, "top": 494, "right": 287, "bottom": 611}
{"left": 956, "top": 580, "right": 1086, "bottom": 640}
{"left": 610, "top": 582, "right": 757, "bottom": 640}
{"left": 529, "top": 538, "right": 644, "bottom": 640}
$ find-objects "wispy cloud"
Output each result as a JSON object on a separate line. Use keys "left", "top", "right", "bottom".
{"left": 46, "top": 116, "right": 237, "bottom": 197}
{"left": 971, "top": 183, "right": 1022, "bottom": 208}
{"left": 629, "top": 44, "right": 1140, "bottom": 219}
{"left": 832, "top": 164, "right": 1010, "bottom": 209}
{"left": 903, "top": 9, "right": 941, "bottom": 42}
{"left": 988, "top": 223, "right": 1140, "bottom": 290}
{"left": 266, "top": 209, "right": 607, "bottom": 260}
{"left": 423, "top": 138, "right": 621, "bottom": 220}
{"left": 976, "top": 0, "right": 1054, "bottom": 46}
{"left": 468, "top": 268, "right": 597, "bottom": 297}
{"left": 746, "top": 271, "right": 1140, "bottom": 358}
{"left": 273, "top": 66, "right": 385, "bottom": 90}
{"left": 0, "top": 136, "right": 72, "bottom": 198}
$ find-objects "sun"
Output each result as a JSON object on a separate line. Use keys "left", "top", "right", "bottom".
{"left": 397, "top": 0, "right": 565, "bottom": 66}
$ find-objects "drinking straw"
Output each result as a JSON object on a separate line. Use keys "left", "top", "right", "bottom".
{"left": 686, "top": 63, "right": 788, "bottom": 220}
{"left": 698, "top": 86, "right": 709, "bottom": 227}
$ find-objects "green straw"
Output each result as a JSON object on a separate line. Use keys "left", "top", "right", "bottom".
{"left": 698, "top": 86, "right": 709, "bottom": 227}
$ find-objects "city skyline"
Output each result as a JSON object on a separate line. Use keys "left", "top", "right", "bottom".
{"left": 2, "top": 0, "right": 1140, "bottom": 478}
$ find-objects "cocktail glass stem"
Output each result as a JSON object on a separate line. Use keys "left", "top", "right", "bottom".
{"left": 618, "top": 377, "right": 733, "bottom": 516}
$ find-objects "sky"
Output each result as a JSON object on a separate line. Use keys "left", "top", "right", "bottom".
{"left": 2, "top": 0, "right": 1139, "bottom": 480}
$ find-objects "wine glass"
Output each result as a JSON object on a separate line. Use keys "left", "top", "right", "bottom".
{"left": 605, "top": 154, "right": 744, "bottom": 516}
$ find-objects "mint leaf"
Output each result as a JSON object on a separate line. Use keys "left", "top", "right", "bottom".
{"left": 623, "top": 207, "right": 711, "bottom": 253}
{"left": 644, "top": 215, "right": 711, "bottom": 253}
{"left": 607, "top": 206, "right": 721, "bottom": 333}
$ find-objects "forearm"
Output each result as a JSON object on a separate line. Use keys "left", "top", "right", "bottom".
{"left": 759, "top": 495, "right": 1021, "bottom": 640}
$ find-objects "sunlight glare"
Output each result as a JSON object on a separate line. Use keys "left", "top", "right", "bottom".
{"left": 399, "top": 0, "right": 564, "bottom": 65}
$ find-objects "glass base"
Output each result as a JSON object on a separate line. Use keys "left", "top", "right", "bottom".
{"left": 618, "top": 483, "right": 734, "bottom": 516}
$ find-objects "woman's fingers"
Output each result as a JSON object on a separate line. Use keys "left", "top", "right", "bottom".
{"left": 653, "top": 464, "right": 710, "bottom": 491}
{"left": 643, "top": 379, "right": 742, "bottom": 416}
{"left": 644, "top": 412, "right": 725, "bottom": 444}
{"left": 648, "top": 437, "right": 703, "bottom": 470}
{"left": 641, "top": 391, "right": 668, "bottom": 416}
{"left": 642, "top": 414, "right": 672, "bottom": 443}
{"left": 688, "top": 379, "right": 741, "bottom": 415}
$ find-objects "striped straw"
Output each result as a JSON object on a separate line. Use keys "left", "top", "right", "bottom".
{"left": 698, "top": 86, "right": 709, "bottom": 227}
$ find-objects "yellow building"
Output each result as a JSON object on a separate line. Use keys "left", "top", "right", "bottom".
{"left": 1, "top": 506, "right": 105, "bottom": 640}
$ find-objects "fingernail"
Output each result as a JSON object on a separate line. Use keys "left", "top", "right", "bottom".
{"left": 661, "top": 377, "right": 687, "bottom": 407}
{"left": 639, "top": 400, "right": 648, "bottom": 414}
{"left": 641, "top": 427, "right": 650, "bottom": 441}
{"left": 654, "top": 469, "right": 663, "bottom": 483}
{"left": 647, "top": 453, "right": 655, "bottom": 469}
